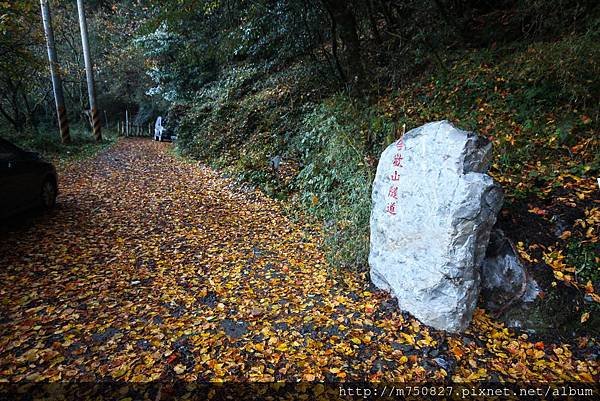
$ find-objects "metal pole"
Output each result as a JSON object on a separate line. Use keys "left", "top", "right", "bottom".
{"left": 76, "top": 0, "right": 101, "bottom": 141}
{"left": 40, "top": 0, "right": 70, "bottom": 144}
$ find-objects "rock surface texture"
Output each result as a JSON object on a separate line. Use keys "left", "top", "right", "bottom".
{"left": 481, "top": 229, "right": 540, "bottom": 323}
{"left": 369, "top": 120, "right": 503, "bottom": 332}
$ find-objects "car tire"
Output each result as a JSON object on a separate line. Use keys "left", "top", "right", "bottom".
{"left": 41, "top": 178, "right": 57, "bottom": 209}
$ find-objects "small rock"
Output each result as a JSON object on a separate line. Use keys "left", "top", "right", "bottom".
{"left": 269, "top": 155, "right": 282, "bottom": 170}
{"left": 481, "top": 229, "right": 539, "bottom": 312}
{"left": 221, "top": 319, "right": 248, "bottom": 339}
{"left": 200, "top": 291, "right": 218, "bottom": 308}
{"left": 249, "top": 307, "right": 264, "bottom": 318}
{"left": 433, "top": 357, "right": 450, "bottom": 370}
{"left": 92, "top": 327, "right": 119, "bottom": 343}
{"left": 274, "top": 322, "right": 289, "bottom": 332}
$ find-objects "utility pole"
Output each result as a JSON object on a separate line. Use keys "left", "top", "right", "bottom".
{"left": 76, "top": 0, "right": 101, "bottom": 141}
{"left": 40, "top": 0, "right": 70, "bottom": 144}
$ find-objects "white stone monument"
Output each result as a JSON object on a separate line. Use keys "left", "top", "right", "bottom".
{"left": 369, "top": 120, "right": 503, "bottom": 332}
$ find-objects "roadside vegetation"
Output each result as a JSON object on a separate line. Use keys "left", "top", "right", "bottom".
{"left": 1, "top": 124, "right": 118, "bottom": 166}
{"left": 2, "top": 1, "right": 598, "bottom": 337}
{"left": 159, "top": 3, "right": 599, "bottom": 337}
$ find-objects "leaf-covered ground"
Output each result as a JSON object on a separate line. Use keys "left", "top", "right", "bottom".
{"left": 0, "top": 139, "right": 597, "bottom": 383}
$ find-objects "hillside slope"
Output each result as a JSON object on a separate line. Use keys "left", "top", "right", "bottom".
{"left": 173, "top": 33, "right": 599, "bottom": 338}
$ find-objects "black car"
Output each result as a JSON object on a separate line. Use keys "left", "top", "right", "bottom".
{"left": 0, "top": 138, "right": 58, "bottom": 219}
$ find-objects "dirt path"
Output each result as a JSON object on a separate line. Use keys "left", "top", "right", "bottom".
{"left": 0, "top": 139, "right": 597, "bottom": 383}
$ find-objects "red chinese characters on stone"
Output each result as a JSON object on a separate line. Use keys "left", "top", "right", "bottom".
{"left": 385, "top": 141, "right": 405, "bottom": 216}
{"left": 393, "top": 153, "right": 403, "bottom": 167}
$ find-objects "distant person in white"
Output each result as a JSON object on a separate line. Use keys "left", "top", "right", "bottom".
{"left": 154, "top": 116, "right": 164, "bottom": 141}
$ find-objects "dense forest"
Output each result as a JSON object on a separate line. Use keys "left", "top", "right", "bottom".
{"left": 0, "top": 0, "right": 599, "bottom": 392}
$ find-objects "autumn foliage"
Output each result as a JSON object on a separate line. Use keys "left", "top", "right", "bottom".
{"left": 0, "top": 140, "right": 597, "bottom": 384}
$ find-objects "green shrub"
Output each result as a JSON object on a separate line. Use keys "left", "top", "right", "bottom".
{"left": 292, "top": 96, "right": 390, "bottom": 269}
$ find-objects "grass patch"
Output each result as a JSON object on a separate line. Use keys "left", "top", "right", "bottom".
{"left": 1, "top": 124, "right": 119, "bottom": 166}
{"left": 290, "top": 97, "right": 382, "bottom": 269}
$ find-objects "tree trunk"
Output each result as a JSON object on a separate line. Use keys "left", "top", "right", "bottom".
{"left": 321, "top": 0, "right": 364, "bottom": 90}
{"left": 323, "top": 5, "right": 347, "bottom": 83}
{"left": 77, "top": 0, "right": 102, "bottom": 141}
{"left": 366, "top": 0, "right": 382, "bottom": 42}
{"left": 40, "top": 0, "right": 70, "bottom": 143}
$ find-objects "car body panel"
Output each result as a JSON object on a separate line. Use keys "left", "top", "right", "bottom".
{"left": 0, "top": 138, "right": 58, "bottom": 220}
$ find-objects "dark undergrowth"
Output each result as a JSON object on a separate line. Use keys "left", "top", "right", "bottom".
{"left": 1, "top": 124, "right": 119, "bottom": 166}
